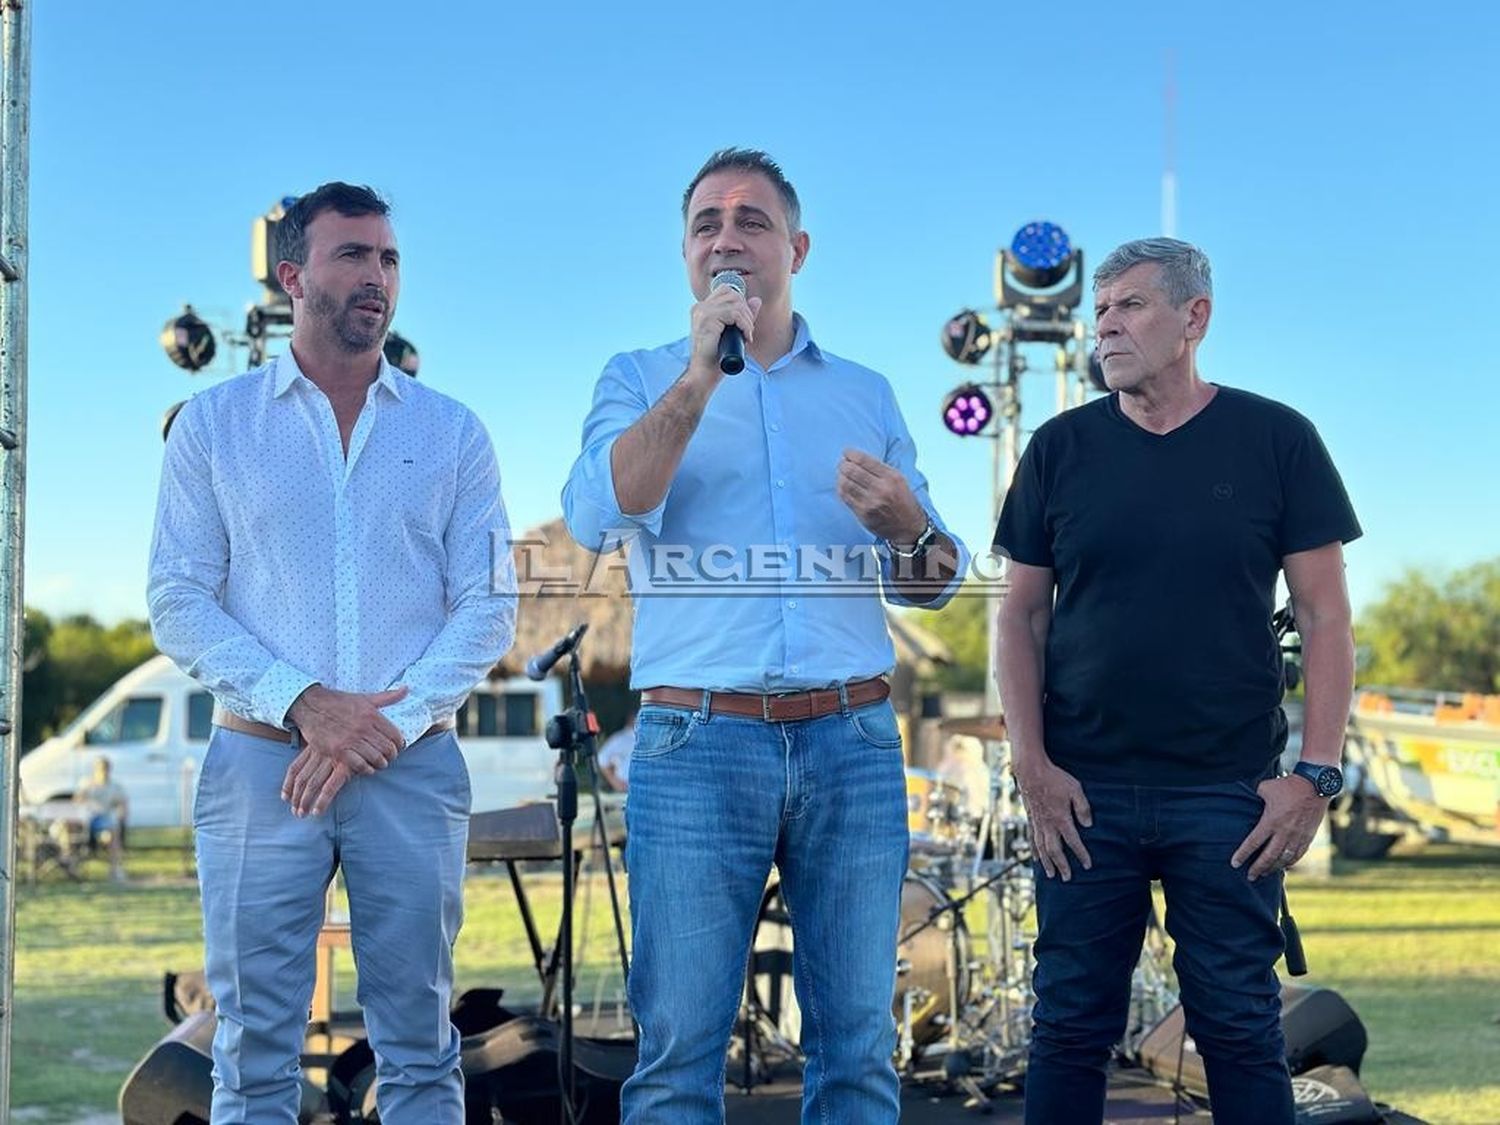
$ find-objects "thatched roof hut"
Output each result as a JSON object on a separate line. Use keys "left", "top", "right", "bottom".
{"left": 496, "top": 518, "right": 635, "bottom": 681}
{"left": 495, "top": 519, "right": 953, "bottom": 695}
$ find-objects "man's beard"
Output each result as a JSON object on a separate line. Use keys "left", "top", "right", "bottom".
{"left": 307, "top": 284, "right": 390, "bottom": 353}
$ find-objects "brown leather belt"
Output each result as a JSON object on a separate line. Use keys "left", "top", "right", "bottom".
{"left": 641, "top": 677, "right": 890, "bottom": 722}
{"left": 214, "top": 710, "right": 454, "bottom": 744}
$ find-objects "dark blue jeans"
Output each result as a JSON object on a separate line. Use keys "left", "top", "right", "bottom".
{"left": 1024, "top": 777, "right": 1294, "bottom": 1125}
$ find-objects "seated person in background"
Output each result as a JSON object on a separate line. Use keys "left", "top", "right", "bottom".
{"left": 76, "top": 755, "right": 128, "bottom": 882}
{"left": 596, "top": 710, "right": 636, "bottom": 793}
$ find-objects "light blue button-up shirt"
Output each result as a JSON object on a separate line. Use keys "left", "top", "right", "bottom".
{"left": 148, "top": 351, "right": 517, "bottom": 745}
{"left": 562, "top": 316, "right": 967, "bottom": 692}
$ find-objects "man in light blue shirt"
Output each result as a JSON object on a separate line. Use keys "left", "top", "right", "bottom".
{"left": 563, "top": 148, "right": 967, "bottom": 1124}
{"left": 150, "top": 182, "right": 516, "bottom": 1123}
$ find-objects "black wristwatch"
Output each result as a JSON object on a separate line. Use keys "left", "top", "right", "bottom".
{"left": 887, "top": 518, "right": 938, "bottom": 563}
{"left": 1290, "top": 761, "right": 1344, "bottom": 799}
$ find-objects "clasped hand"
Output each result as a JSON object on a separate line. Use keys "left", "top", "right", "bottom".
{"left": 281, "top": 685, "right": 408, "bottom": 817}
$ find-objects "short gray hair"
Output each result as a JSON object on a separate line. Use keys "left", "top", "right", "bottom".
{"left": 1093, "top": 238, "right": 1212, "bottom": 305}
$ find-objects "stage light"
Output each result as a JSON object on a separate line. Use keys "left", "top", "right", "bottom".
{"left": 162, "top": 401, "right": 186, "bottom": 442}
{"left": 995, "top": 219, "right": 1084, "bottom": 332}
{"left": 251, "top": 196, "right": 299, "bottom": 304}
{"left": 1009, "top": 222, "right": 1073, "bottom": 289}
{"left": 160, "top": 306, "right": 217, "bottom": 372}
{"left": 942, "top": 384, "right": 993, "bottom": 437}
{"left": 383, "top": 331, "right": 420, "bottom": 377}
{"left": 940, "top": 310, "right": 993, "bottom": 365}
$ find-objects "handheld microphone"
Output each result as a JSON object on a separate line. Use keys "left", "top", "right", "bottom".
{"left": 524, "top": 622, "right": 589, "bottom": 681}
{"left": 711, "top": 269, "right": 746, "bottom": 375}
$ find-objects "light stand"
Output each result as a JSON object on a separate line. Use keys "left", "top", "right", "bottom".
{"left": 158, "top": 196, "right": 418, "bottom": 383}
{"left": 939, "top": 222, "right": 1098, "bottom": 714}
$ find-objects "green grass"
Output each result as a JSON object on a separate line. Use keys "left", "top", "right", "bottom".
{"left": 10, "top": 836, "right": 1499, "bottom": 1123}
{"left": 1285, "top": 845, "right": 1500, "bottom": 1124}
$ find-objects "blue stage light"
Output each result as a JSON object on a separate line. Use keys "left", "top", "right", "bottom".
{"left": 1009, "top": 221, "right": 1073, "bottom": 288}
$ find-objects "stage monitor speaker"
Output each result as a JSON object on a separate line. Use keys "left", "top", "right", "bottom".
{"left": 119, "top": 1011, "right": 331, "bottom": 1125}
{"left": 1138, "top": 983, "right": 1368, "bottom": 1101}
{"left": 331, "top": 1014, "right": 635, "bottom": 1124}
{"left": 1281, "top": 985, "right": 1368, "bottom": 1076}
{"left": 1291, "top": 1064, "right": 1385, "bottom": 1124}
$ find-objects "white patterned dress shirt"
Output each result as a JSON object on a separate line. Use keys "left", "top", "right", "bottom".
{"left": 147, "top": 351, "right": 517, "bottom": 747}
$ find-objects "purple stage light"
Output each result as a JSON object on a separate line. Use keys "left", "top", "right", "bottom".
{"left": 942, "top": 384, "right": 994, "bottom": 437}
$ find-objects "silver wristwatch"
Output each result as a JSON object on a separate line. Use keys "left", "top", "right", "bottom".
{"left": 887, "top": 518, "right": 938, "bottom": 560}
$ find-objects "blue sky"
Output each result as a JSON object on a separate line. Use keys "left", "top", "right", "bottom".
{"left": 21, "top": 1, "right": 1499, "bottom": 623}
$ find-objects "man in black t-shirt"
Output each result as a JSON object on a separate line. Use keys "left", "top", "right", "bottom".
{"left": 993, "top": 238, "right": 1360, "bottom": 1125}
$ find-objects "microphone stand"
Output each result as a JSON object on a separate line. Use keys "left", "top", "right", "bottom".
{"left": 543, "top": 634, "right": 634, "bottom": 1124}
{"left": 1272, "top": 600, "right": 1311, "bottom": 978}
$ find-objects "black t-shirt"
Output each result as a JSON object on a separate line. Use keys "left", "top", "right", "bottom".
{"left": 992, "top": 386, "right": 1361, "bottom": 785}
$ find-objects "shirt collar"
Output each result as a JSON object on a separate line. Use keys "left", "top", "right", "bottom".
{"left": 271, "top": 348, "right": 406, "bottom": 401}
{"left": 767, "top": 313, "right": 826, "bottom": 372}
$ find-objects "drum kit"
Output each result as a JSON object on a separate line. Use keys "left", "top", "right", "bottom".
{"left": 735, "top": 714, "right": 1178, "bottom": 1104}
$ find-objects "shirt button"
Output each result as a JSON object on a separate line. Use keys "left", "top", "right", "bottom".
{"left": 788, "top": 600, "right": 798, "bottom": 609}
{"left": 776, "top": 479, "right": 785, "bottom": 488}
{"left": 790, "top": 664, "right": 800, "bottom": 674}
{"left": 770, "top": 423, "right": 781, "bottom": 433}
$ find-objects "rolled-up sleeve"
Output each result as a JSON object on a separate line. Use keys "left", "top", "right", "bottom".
{"left": 562, "top": 353, "right": 668, "bottom": 552}
{"left": 383, "top": 412, "right": 519, "bottom": 746}
{"left": 878, "top": 388, "right": 970, "bottom": 610}
{"left": 146, "top": 396, "right": 317, "bottom": 727}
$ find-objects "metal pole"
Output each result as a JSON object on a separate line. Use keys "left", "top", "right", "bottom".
{"left": 984, "top": 342, "right": 1003, "bottom": 715}
{"left": 986, "top": 331, "right": 1023, "bottom": 717}
{"left": 0, "top": 0, "right": 33, "bottom": 1116}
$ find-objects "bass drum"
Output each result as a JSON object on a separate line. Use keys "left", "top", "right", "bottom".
{"left": 744, "top": 873, "right": 970, "bottom": 1053}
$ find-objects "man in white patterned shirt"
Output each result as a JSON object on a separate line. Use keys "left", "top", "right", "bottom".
{"left": 148, "top": 182, "right": 516, "bottom": 1124}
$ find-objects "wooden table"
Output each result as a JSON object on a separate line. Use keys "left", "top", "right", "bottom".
{"left": 306, "top": 901, "right": 357, "bottom": 1078}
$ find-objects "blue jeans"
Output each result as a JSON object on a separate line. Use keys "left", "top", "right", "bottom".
{"left": 622, "top": 695, "right": 909, "bottom": 1124}
{"left": 1024, "top": 776, "right": 1293, "bottom": 1125}
{"left": 194, "top": 727, "right": 471, "bottom": 1124}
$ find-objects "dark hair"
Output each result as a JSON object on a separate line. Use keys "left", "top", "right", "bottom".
{"left": 681, "top": 148, "right": 801, "bottom": 232}
{"left": 275, "top": 182, "right": 390, "bottom": 266}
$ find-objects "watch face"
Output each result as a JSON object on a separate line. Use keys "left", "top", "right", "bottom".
{"left": 1314, "top": 766, "right": 1343, "bottom": 797}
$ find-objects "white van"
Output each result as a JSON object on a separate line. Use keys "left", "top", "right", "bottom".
{"left": 19, "top": 655, "right": 567, "bottom": 828}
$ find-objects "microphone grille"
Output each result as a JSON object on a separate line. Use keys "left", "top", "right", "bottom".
{"left": 711, "top": 269, "right": 746, "bottom": 296}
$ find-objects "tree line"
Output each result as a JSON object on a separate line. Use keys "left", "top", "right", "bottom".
{"left": 20, "top": 609, "right": 156, "bottom": 747}
{"left": 917, "top": 556, "right": 1500, "bottom": 697}
{"left": 14, "top": 556, "right": 1498, "bottom": 747}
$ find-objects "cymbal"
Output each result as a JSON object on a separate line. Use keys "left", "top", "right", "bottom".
{"left": 940, "top": 714, "right": 1008, "bottom": 741}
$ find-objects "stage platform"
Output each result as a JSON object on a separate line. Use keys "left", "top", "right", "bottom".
{"left": 723, "top": 1064, "right": 1429, "bottom": 1123}
{"left": 726, "top": 1066, "right": 1206, "bottom": 1123}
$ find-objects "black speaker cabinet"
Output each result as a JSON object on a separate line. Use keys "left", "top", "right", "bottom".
{"left": 1138, "top": 983, "right": 1368, "bottom": 1100}
{"left": 119, "top": 1011, "right": 331, "bottom": 1125}
{"left": 119, "top": 1011, "right": 216, "bottom": 1125}
{"left": 329, "top": 1014, "right": 635, "bottom": 1125}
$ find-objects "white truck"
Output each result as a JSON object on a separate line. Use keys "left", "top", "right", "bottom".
{"left": 19, "top": 655, "right": 567, "bottom": 828}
